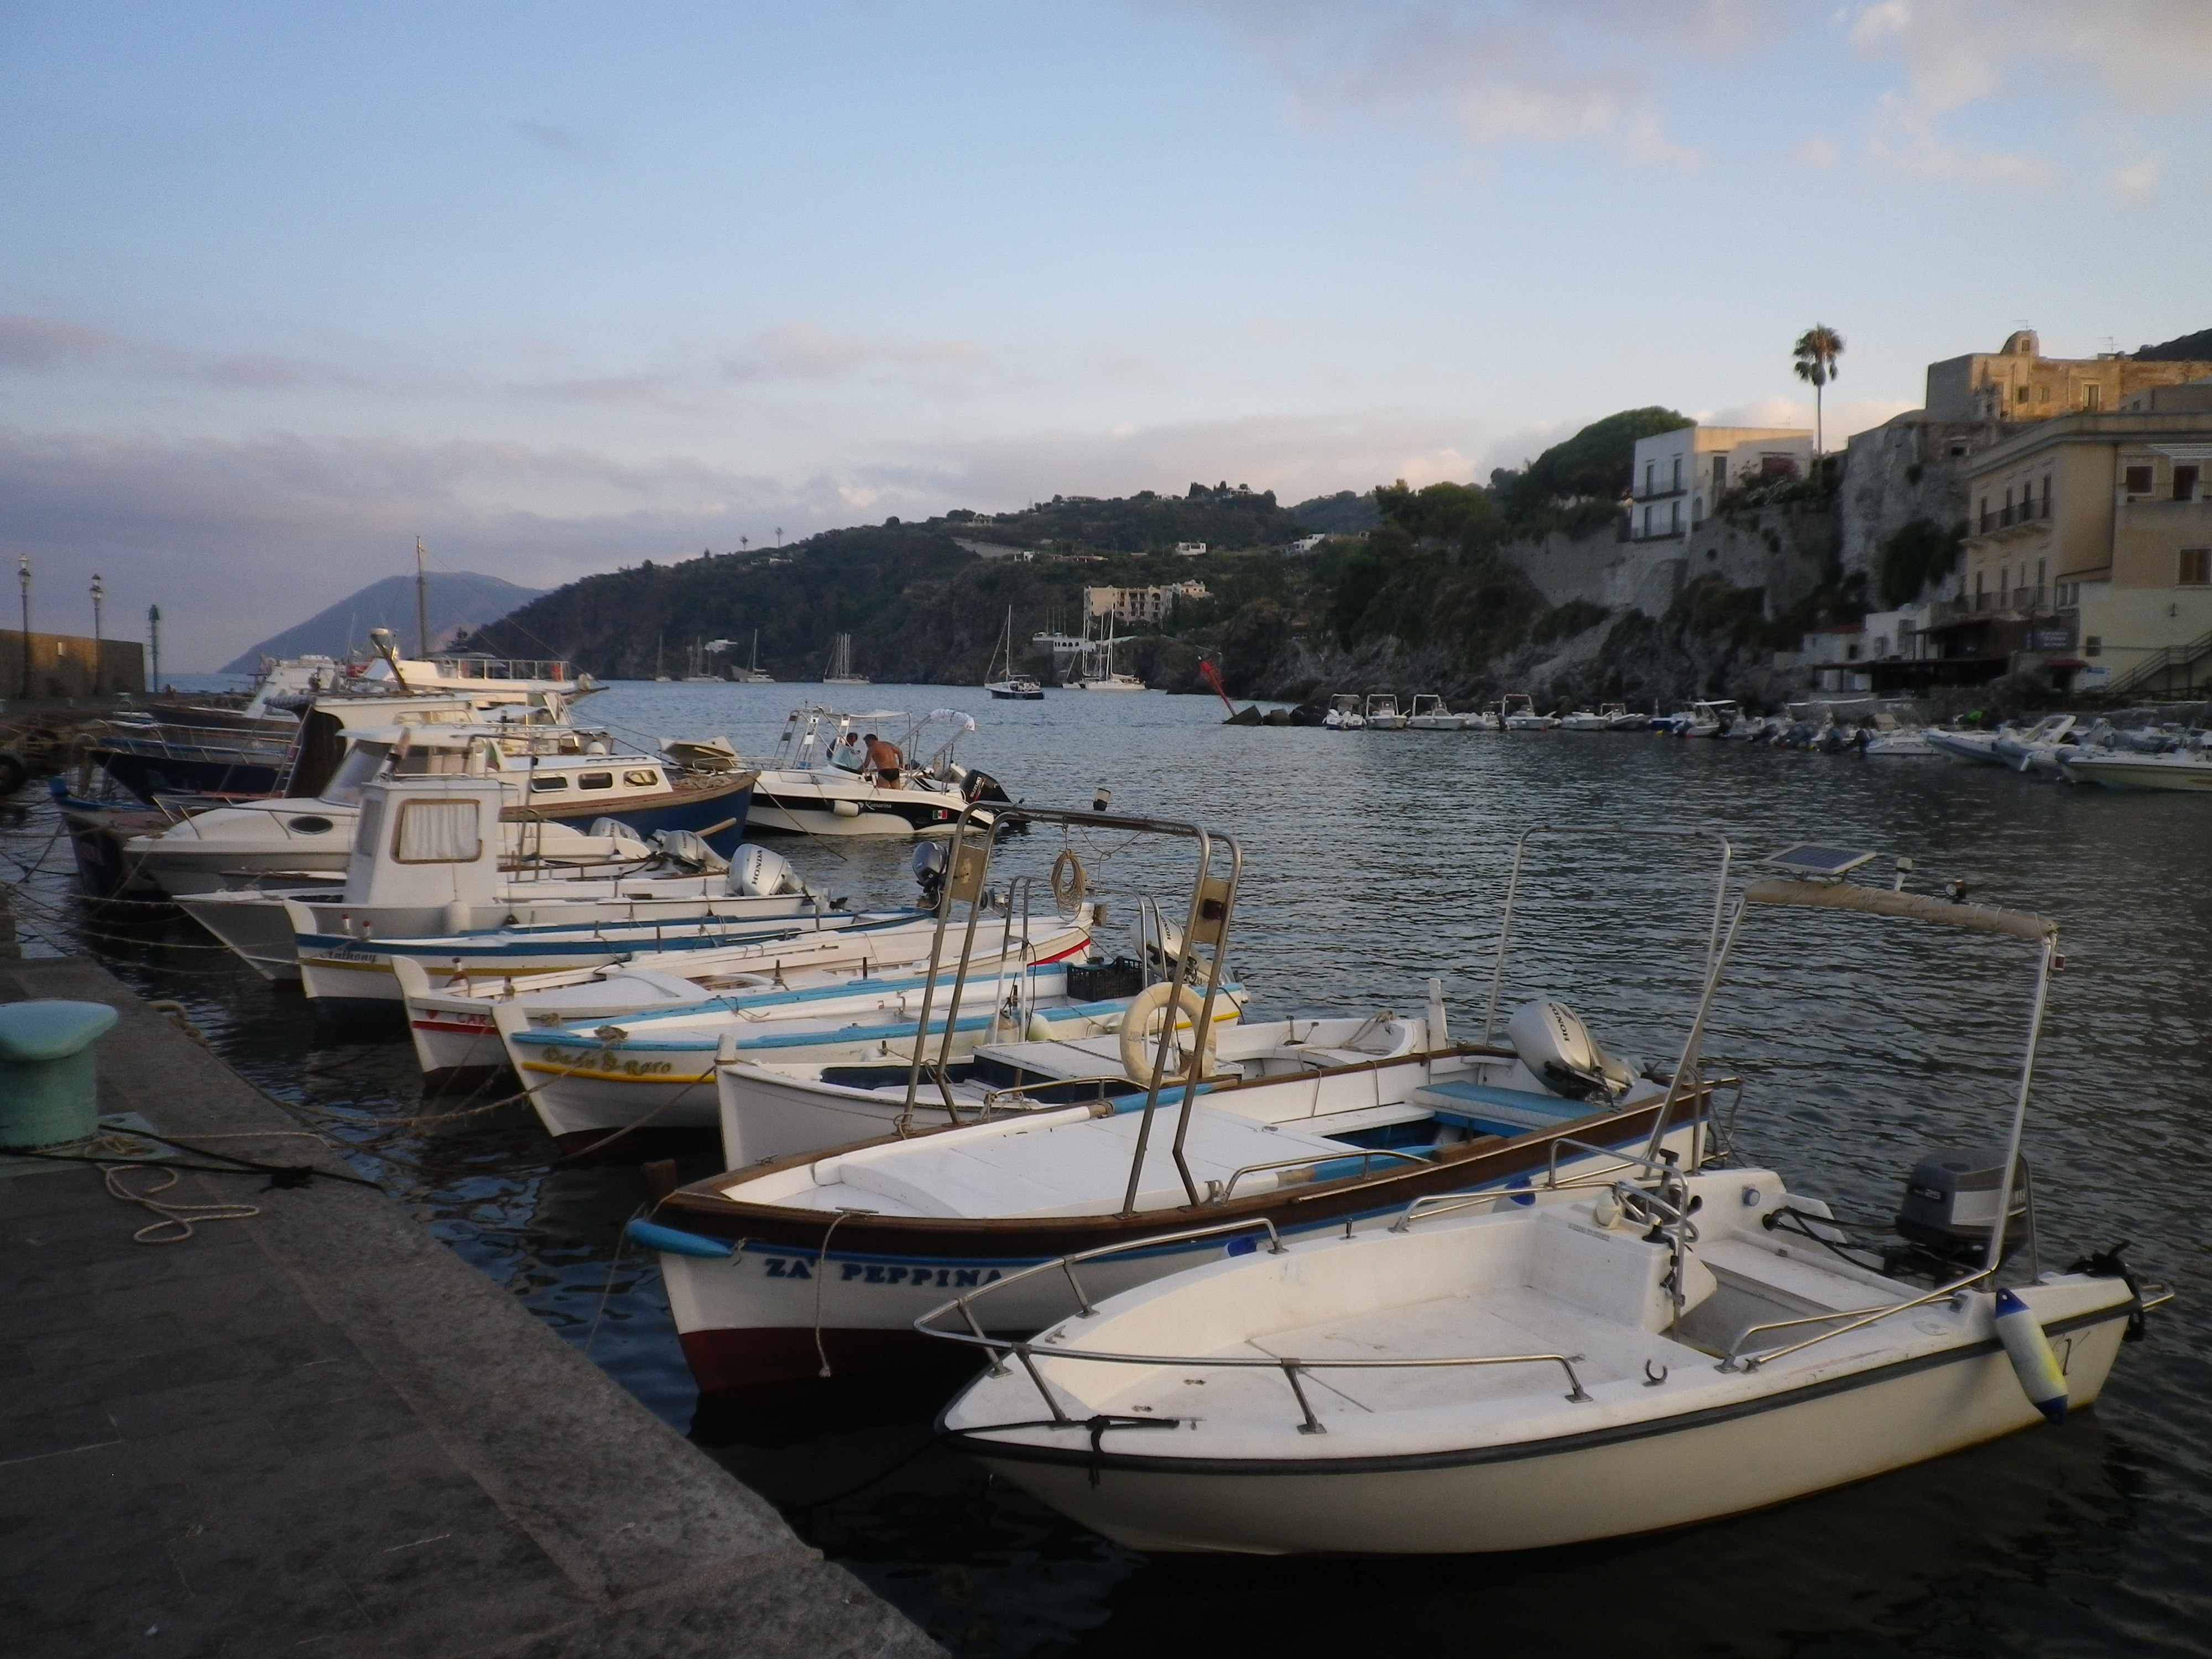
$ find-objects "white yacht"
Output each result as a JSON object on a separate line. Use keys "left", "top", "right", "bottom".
{"left": 744, "top": 706, "right": 1009, "bottom": 838}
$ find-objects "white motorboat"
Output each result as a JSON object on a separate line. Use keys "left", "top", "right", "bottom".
{"left": 822, "top": 633, "right": 870, "bottom": 686}
{"left": 935, "top": 852, "right": 2163, "bottom": 1555}
{"left": 124, "top": 702, "right": 752, "bottom": 895}
{"left": 1499, "top": 693, "right": 1558, "bottom": 732}
{"left": 1993, "top": 714, "right": 2079, "bottom": 772}
{"left": 178, "top": 775, "right": 835, "bottom": 992}
{"left": 490, "top": 914, "right": 1103, "bottom": 1145}
{"left": 1926, "top": 727, "right": 2008, "bottom": 765}
{"left": 1363, "top": 695, "right": 1409, "bottom": 731}
{"left": 744, "top": 706, "right": 1009, "bottom": 838}
{"left": 1320, "top": 695, "right": 1365, "bottom": 731}
{"left": 1405, "top": 695, "right": 1467, "bottom": 731}
{"left": 2059, "top": 745, "right": 2212, "bottom": 790}
{"left": 1863, "top": 727, "right": 1937, "bottom": 758}
{"left": 1556, "top": 706, "right": 1614, "bottom": 732}
{"left": 1605, "top": 706, "right": 1649, "bottom": 731}
{"left": 392, "top": 910, "right": 960, "bottom": 1088}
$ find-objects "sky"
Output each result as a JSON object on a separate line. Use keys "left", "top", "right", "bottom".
{"left": 4, "top": 1, "right": 2211, "bottom": 669}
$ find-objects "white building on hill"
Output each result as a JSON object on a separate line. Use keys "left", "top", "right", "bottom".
{"left": 1629, "top": 425, "right": 1814, "bottom": 542}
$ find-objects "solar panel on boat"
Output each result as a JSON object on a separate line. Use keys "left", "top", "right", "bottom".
{"left": 1761, "top": 843, "right": 1876, "bottom": 878}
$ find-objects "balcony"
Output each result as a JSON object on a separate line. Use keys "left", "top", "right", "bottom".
{"left": 1976, "top": 497, "right": 2053, "bottom": 536}
{"left": 1632, "top": 484, "right": 1688, "bottom": 503}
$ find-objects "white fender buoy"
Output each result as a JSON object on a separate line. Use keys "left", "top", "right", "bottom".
{"left": 1992, "top": 1287, "right": 2068, "bottom": 1425}
{"left": 831, "top": 799, "right": 862, "bottom": 818}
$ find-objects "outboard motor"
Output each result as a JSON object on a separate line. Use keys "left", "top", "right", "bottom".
{"left": 1893, "top": 1145, "right": 2028, "bottom": 1270}
{"left": 1507, "top": 999, "right": 1634, "bottom": 1102}
{"left": 911, "top": 839, "right": 946, "bottom": 907}
{"left": 728, "top": 843, "right": 805, "bottom": 898}
{"left": 653, "top": 827, "right": 729, "bottom": 875}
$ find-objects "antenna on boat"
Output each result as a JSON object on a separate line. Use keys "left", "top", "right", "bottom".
{"left": 414, "top": 536, "right": 430, "bottom": 659}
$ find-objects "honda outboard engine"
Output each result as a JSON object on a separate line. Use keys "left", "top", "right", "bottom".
{"left": 728, "top": 843, "right": 805, "bottom": 898}
{"left": 1507, "top": 999, "right": 1635, "bottom": 1102}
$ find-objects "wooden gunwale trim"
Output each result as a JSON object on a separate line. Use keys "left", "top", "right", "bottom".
{"left": 652, "top": 1087, "right": 1708, "bottom": 1259}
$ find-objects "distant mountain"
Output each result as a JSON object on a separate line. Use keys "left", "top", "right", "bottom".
{"left": 2133, "top": 327, "right": 2212, "bottom": 363}
{"left": 220, "top": 571, "right": 546, "bottom": 673}
{"left": 1290, "top": 491, "right": 1379, "bottom": 534}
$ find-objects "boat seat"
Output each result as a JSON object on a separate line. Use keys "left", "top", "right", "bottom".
{"left": 1408, "top": 1079, "right": 1589, "bottom": 1139}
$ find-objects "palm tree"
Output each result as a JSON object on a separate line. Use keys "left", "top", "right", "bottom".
{"left": 1793, "top": 325, "right": 1845, "bottom": 456}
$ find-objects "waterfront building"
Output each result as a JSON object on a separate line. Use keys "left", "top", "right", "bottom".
{"left": 1629, "top": 426, "right": 1813, "bottom": 543}
{"left": 1936, "top": 380, "right": 2212, "bottom": 695}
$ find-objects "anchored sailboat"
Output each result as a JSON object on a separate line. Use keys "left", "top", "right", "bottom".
{"left": 984, "top": 607, "right": 1044, "bottom": 699}
{"left": 822, "top": 633, "right": 870, "bottom": 686}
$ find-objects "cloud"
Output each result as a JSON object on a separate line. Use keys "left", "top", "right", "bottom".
{"left": 721, "top": 320, "right": 985, "bottom": 383}
{"left": 2112, "top": 155, "right": 2159, "bottom": 197}
{"left": 1176, "top": 0, "right": 1737, "bottom": 161}
{"left": 1796, "top": 133, "right": 1839, "bottom": 166}
{"left": 1700, "top": 394, "right": 1917, "bottom": 443}
{"left": 0, "top": 313, "right": 121, "bottom": 369}
{"left": 537, "top": 374, "right": 703, "bottom": 413}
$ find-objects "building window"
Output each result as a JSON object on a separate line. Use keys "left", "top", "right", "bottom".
{"left": 2124, "top": 465, "right": 2154, "bottom": 497}
{"left": 2036, "top": 384, "right": 2049, "bottom": 404}
{"left": 2176, "top": 465, "right": 2200, "bottom": 502}
{"left": 1670, "top": 501, "right": 1680, "bottom": 534}
{"left": 2041, "top": 476, "right": 2052, "bottom": 516}
{"left": 1712, "top": 456, "right": 1726, "bottom": 493}
{"left": 2002, "top": 487, "right": 2013, "bottom": 525}
{"left": 1671, "top": 457, "right": 1683, "bottom": 492}
{"left": 2084, "top": 636, "right": 2102, "bottom": 656}
{"left": 2182, "top": 549, "right": 2212, "bottom": 586}
{"left": 2016, "top": 384, "right": 2031, "bottom": 405}
{"left": 1644, "top": 462, "right": 1655, "bottom": 497}
{"left": 1979, "top": 496, "right": 1990, "bottom": 532}
{"left": 1642, "top": 504, "right": 1652, "bottom": 537}
{"left": 2084, "top": 384, "right": 2101, "bottom": 411}
{"left": 2036, "top": 557, "right": 2046, "bottom": 591}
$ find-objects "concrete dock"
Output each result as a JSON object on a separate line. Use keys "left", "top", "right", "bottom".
{"left": 0, "top": 954, "right": 942, "bottom": 1658}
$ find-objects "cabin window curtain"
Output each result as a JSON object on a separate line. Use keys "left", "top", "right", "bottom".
{"left": 394, "top": 799, "right": 482, "bottom": 864}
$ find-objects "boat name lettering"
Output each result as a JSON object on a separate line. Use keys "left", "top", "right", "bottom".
{"left": 838, "top": 1263, "right": 1000, "bottom": 1287}
{"left": 539, "top": 1045, "right": 677, "bottom": 1077}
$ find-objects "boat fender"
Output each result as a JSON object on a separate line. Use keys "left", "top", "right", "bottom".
{"left": 831, "top": 799, "right": 862, "bottom": 818}
{"left": 1027, "top": 1012, "right": 1053, "bottom": 1041}
{"left": 716, "top": 1031, "right": 738, "bottom": 1066}
{"left": 441, "top": 900, "right": 469, "bottom": 937}
{"left": 1992, "top": 1287, "right": 2068, "bottom": 1424}
{"left": 625, "top": 1219, "right": 736, "bottom": 1260}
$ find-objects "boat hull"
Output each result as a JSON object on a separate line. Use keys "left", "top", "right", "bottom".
{"left": 959, "top": 1291, "right": 2131, "bottom": 1554}
{"left": 651, "top": 1094, "right": 1700, "bottom": 1392}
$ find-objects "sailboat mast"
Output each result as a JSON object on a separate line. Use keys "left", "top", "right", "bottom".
{"left": 414, "top": 536, "right": 430, "bottom": 659}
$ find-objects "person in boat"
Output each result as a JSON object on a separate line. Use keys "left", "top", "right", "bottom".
{"left": 830, "top": 732, "right": 866, "bottom": 773}
{"left": 863, "top": 732, "right": 904, "bottom": 786}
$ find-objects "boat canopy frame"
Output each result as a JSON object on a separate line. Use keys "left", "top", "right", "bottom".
{"left": 893, "top": 799, "right": 1244, "bottom": 1219}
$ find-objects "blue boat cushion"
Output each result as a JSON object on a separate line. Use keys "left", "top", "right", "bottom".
{"left": 1410, "top": 1079, "right": 1589, "bottom": 1140}
{"left": 0, "top": 1000, "right": 120, "bottom": 1063}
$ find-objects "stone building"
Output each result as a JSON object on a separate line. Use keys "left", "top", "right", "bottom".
{"left": 1925, "top": 330, "right": 2212, "bottom": 425}
{"left": 1082, "top": 582, "right": 1209, "bottom": 628}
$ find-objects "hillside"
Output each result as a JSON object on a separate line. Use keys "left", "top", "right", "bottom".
{"left": 462, "top": 411, "right": 1807, "bottom": 707}
{"left": 221, "top": 571, "right": 545, "bottom": 672}
{"left": 461, "top": 487, "right": 1310, "bottom": 684}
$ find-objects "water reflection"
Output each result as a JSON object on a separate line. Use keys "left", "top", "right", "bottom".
{"left": 6, "top": 681, "right": 2207, "bottom": 1657}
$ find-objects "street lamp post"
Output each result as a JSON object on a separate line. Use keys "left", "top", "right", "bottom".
{"left": 90, "top": 572, "right": 105, "bottom": 695}
{"left": 15, "top": 556, "right": 29, "bottom": 699}
{"left": 148, "top": 604, "right": 161, "bottom": 692}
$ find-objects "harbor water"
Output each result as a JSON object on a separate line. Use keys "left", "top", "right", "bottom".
{"left": 7, "top": 681, "right": 2209, "bottom": 1656}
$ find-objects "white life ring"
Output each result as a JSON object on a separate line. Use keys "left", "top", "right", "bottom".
{"left": 1117, "top": 981, "right": 1217, "bottom": 1085}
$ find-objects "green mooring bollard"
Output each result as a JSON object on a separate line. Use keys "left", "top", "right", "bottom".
{"left": 0, "top": 1000, "right": 121, "bottom": 1149}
